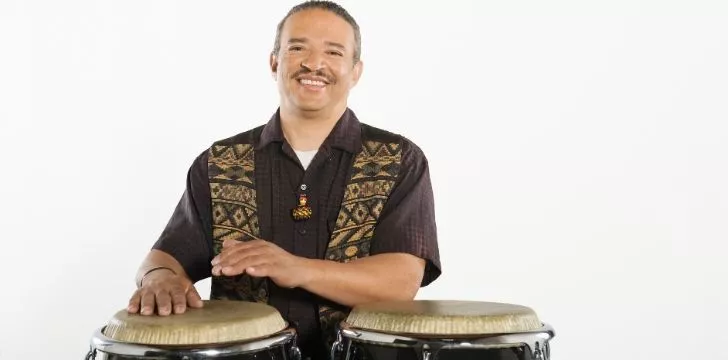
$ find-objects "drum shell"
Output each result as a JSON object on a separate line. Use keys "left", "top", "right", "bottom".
{"left": 87, "top": 327, "right": 301, "bottom": 360}
{"left": 332, "top": 322, "right": 554, "bottom": 360}
{"left": 340, "top": 339, "right": 532, "bottom": 360}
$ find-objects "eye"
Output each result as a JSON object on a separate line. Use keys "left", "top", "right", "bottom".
{"left": 327, "top": 51, "right": 343, "bottom": 56}
{"left": 288, "top": 46, "right": 304, "bottom": 52}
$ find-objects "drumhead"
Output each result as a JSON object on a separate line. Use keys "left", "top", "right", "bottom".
{"left": 102, "top": 300, "right": 287, "bottom": 345}
{"left": 345, "top": 300, "right": 542, "bottom": 337}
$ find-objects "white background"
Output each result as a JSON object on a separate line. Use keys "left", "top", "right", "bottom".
{"left": 1, "top": 1, "right": 726, "bottom": 359}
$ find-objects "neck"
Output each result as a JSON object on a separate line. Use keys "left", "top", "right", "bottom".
{"left": 279, "top": 105, "right": 346, "bottom": 151}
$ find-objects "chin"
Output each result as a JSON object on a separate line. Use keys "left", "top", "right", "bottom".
{"left": 292, "top": 99, "right": 329, "bottom": 112}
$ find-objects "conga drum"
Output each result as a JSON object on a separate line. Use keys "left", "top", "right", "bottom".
{"left": 86, "top": 300, "right": 301, "bottom": 359}
{"left": 331, "top": 300, "right": 555, "bottom": 360}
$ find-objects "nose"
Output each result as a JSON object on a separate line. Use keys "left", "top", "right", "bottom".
{"left": 300, "top": 50, "right": 325, "bottom": 71}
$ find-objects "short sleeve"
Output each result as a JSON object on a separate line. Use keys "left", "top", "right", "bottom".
{"left": 369, "top": 139, "right": 442, "bottom": 287}
{"left": 152, "top": 150, "right": 214, "bottom": 283}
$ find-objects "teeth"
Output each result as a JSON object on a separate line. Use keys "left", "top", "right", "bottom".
{"left": 300, "top": 79, "right": 326, "bottom": 87}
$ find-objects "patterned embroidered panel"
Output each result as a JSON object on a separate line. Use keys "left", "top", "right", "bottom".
{"left": 325, "top": 141, "right": 402, "bottom": 260}
{"left": 207, "top": 144, "right": 267, "bottom": 303}
{"left": 320, "top": 140, "right": 402, "bottom": 351}
{"left": 205, "top": 137, "right": 403, "bottom": 351}
{"left": 208, "top": 144, "right": 256, "bottom": 183}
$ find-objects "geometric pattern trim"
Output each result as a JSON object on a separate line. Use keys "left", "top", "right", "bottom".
{"left": 205, "top": 136, "right": 403, "bottom": 350}
{"left": 320, "top": 140, "right": 402, "bottom": 349}
{"left": 207, "top": 143, "right": 267, "bottom": 303}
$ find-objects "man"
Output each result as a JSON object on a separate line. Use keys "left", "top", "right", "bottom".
{"left": 126, "top": 1, "right": 441, "bottom": 358}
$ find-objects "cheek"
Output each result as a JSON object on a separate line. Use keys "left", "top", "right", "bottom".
{"left": 276, "top": 58, "right": 298, "bottom": 76}
{"left": 334, "top": 70, "right": 355, "bottom": 87}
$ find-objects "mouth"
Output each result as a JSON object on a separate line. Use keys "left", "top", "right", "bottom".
{"left": 296, "top": 76, "right": 330, "bottom": 90}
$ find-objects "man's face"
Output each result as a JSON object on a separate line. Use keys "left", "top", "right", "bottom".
{"left": 270, "top": 9, "right": 362, "bottom": 113}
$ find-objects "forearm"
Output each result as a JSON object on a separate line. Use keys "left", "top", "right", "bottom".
{"left": 135, "top": 249, "right": 191, "bottom": 287}
{"left": 299, "top": 253, "right": 425, "bottom": 307}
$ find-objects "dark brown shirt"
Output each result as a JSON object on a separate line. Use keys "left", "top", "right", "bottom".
{"left": 153, "top": 108, "right": 441, "bottom": 358}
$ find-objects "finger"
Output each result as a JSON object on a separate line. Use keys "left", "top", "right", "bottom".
{"left": 213, "top": 241, "right": 246, "bottom": 265}
{"left": 170, "top": 285, "right": 187, "bottom": 314}
{"left": 214, "top": 246, "right": 269, "bottom": 271}
{"left": 214, "top": 262, "right": 244, "bottom": 277}
{"left": 213, "top": 240, "right": 267, "bottom": 265}
{"left": 221, "top": 254, "right": 269, "bottom": 276}
{"left": 222, "top": 237, "right": 265, "bottom": 247}
{"left": 220, "top": 237, "right": 265, "bottom": 250}
{"left": 127, "top": 289, "right": 142, "bottom": 313}
{"left": 186, "top": 285, "right": 204, "bottom": 308}
{"left": 155, "top": 290, "right": 172, "bottom": 316}
{"left": 245, "top": 263, "right": 271, "bottom": 278}
{"left": 214, "top": 253, "right": 264, "bottom": 276}
{"left": 221, "top": 254, "right": 270, "bottom": 275}
{"left": 140, "top": 288, "right": 156, "bottom": 316}
{"left": 222, "top": 238, "right": 242, "bottom": 248}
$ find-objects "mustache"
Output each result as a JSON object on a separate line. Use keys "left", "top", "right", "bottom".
{"left": 291, "top": 68, "right": 336, "bottom": 84}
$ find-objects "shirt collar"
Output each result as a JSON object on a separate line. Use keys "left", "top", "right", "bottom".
{"left": 256, "top": 107, "right": 362, "bottom": 154}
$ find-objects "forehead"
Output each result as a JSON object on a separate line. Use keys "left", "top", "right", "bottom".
{"left": 280, "top": 9, "right": 355, "bottom": 48}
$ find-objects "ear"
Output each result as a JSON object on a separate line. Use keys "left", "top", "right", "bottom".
{"left": 269, "top": 53, "right": 279, "bottom": 80}
{"left": 350, "top": 60, "right": 363, "bottom": 89}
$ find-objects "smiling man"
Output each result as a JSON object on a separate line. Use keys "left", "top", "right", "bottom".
{"left": 126, "top": 1, "right": 441, "bottom": 358}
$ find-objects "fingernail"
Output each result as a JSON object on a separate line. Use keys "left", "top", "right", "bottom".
{"left": 211, "top": 258, "right": 218, "bottom": 265}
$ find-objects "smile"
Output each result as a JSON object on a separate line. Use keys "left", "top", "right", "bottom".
{"left": 298, "top": 78, "right": 327, "bottom": 87}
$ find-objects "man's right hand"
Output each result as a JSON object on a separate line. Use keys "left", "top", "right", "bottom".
{"left": 126, "top": 269, "right": 204, "bottom": 316}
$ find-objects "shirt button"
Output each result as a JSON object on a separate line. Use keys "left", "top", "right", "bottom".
{"left": 300, "top": 184, "right": 307, "bottom": 191}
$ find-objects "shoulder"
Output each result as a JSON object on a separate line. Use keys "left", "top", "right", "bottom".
{"left": 209, "top": 125, "right": 266, "bottom": 147}
{"left": 186, "top": 125, "right": 265, "bottom": 171}
{"left": 203, "top": 125, "right": 267, "bottom": 161}
{"left": 360, "top": 122, "right": 428, "bottom": 165}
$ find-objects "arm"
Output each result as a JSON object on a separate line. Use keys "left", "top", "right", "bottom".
{"left": 300, "top": 253, "right": 425, "bottom": 307}
{"left": 134, "top": 249, "right": 192, "bottom": 288}
{"left": 212, "top": 240, "right": 424, "bottom": 307}
{"left": 128, "top": 151, "right": 214, "bottom": 315}
{"left": 365, "top": 139, "right": 442, "bottom": 288}
{"left": 299, "top": 139, "right": 440, "bottom": 306}
{"left": 211, "top": 138, "right": 441, "bottom": 307}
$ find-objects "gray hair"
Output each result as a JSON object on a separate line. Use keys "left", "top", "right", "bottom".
{"left": 271, "top": 0, "right": 361, "bottom": 63}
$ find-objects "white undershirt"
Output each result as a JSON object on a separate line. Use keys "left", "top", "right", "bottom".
{"left": 294, "top": 149, "right": 318, "bottom": 170}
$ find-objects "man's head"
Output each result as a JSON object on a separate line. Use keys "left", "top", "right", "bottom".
{"left": 270, "top": 1, "right": 363, "bottom": 115}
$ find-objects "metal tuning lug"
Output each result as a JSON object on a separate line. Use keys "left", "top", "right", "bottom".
{"left": 330, "top": 330, "right": 343, "bottom": 360}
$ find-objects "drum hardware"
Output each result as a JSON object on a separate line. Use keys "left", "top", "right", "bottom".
{"left": 334, "top": 321, "right": 554, "bottom": 360}
{"left": 85, "top": 300, "right": 301, "bottom": 360}
{"left": 86, "top": 326, "right": 300, "bottom": 359}
{"left": 331, "top": 300, "right": 556, "bottom": 360}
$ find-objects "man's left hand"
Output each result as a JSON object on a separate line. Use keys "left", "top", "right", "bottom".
{"left": 210, "top": 239, "right": 310, "bottom": 288}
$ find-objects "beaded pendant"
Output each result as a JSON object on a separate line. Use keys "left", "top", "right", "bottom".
{"left": 292, "top": 193, "right": 313, "bottom": 221}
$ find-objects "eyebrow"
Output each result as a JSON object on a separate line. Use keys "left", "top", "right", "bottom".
{"left": 287, "top": 37, "right": 346, "bottom": 50}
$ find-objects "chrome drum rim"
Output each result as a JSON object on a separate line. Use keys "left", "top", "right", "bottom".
{"left": 89, "top": 326, "right": 298, "bottom": 358}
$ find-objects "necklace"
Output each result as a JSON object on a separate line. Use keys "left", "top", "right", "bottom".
{"left": 291, "top": 184, "right": 313, "bottom": 221}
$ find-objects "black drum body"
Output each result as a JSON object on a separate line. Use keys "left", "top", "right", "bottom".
{"left": 331, "top": 322, "right": 554, "bottom": 360}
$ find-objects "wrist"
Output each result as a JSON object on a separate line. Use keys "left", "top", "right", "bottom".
{"left": 297, "top": 258, "right": 322, "bottom": 288}
{"left": 138, "top": 266, "right": 176, "bottom": 288}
